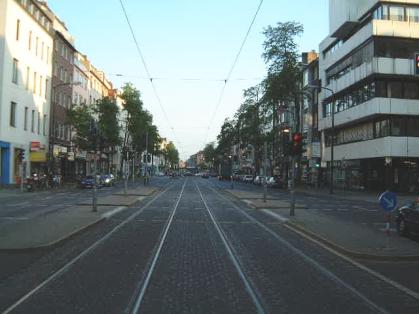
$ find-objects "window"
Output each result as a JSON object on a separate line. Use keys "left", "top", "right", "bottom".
{"left": 391, "top": 117, "right": 407, "bottom": 136}
{"left": 24, "top": 107, "right": 28, "bottom": 131}
{"left": 16, "top": 19, "right": 20, "bottom": 41}
{"left": 33, "top": 72, "right": 37, "bottom": 93}
{"left": 389, "top": 6, "right": 405, "bottom": 21}
{"left": 35, "top": 37, "right": 38, "bottom": 56}
{"left": 408, "top": 7, "right": 419, "bottom": 22}
{"left": 46, "top": 46, "right": 50, "bottom": 64}
{"left": 12, "top": 58, "right": 18, "bottom": 84}
{"left": 31, "top": 110, "right": 35, "bottom": 132}
{"left": 39, "top": 75, "right": 43, "bottom": 96}
{"left": 37, "top": 112, "right": 40, "bottom": 134}
{"left": 10, "top": 102, "right": 17, "bottom": 127}
{"left": 408, "top": 118, "right": 419, "bottom": 137}
{"left": 45, "top": 79, "right": 49, "bottom": 99}
{"left": 404, "top": 82, "right": 419, "bottom": 99}
{"left": 387, "top": 81, "right": 403, "bottom": 98}
{"left": 41, "top": 42, "right": 44, "bottom": 60}
{"left": 28, "top": 31, "right": 32, "bottom": 50}
{"left": 25, "top": 67, "right": 30, "bottom": 90}
{"left": 43, "top": 114, "right": 47, "bottom": 136}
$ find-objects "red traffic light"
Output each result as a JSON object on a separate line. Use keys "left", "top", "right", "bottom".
{"left": 292, "top": 132, "right": 303, "bottom": 143}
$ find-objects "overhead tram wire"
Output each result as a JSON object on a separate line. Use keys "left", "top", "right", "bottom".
{"left": 118, "top": 0, "right": 185, "bottom": 154}
{"left": 204, "top": 0, "right": 264, "bottom": 145}
{"left": 108, "top": 73, "right": 262, "bottom": 82}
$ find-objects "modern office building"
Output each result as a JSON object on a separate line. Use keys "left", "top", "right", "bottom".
{"left": 0, "top": 0, "right": 53, "bottom": 184}
{"left": 319, "top": 0, "right": 419, "bottom": 191}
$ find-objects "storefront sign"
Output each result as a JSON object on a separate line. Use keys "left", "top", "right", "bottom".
{"left": 30, "top": 151, "right": 47, "bottom": 162}
{"left": 30, "top": 142, "right": 41, "bottom": 151}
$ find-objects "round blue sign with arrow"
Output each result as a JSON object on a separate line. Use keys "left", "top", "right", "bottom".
{"left": 379, "top": 191, "right": 398, "bottom": 212}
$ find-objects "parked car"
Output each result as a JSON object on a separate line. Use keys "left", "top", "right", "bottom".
{"left": 201, "top": 173, "right": 209, "bottom": 179}
{"left": 267, "top": 176, "right": 285, "bottom": 189}
{"left": 396, "top": 201, "right": 419, "bottom": 236}
{"left": 79, "top": 175, "right": 100, "bottom": 189}
{"left": 101, "top": 174, "right": 115, "bottom": 187}
{"left": 243, "top": 175, "right": 254, "bottom": 183}
{"left": 253, "top": 176, "right": 265, "bottom": 185}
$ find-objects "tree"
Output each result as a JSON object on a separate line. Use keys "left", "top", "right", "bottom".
{"left": 67, "top": 104, "right": 95, "bottom": 151}
{"left": 165, "top": 141, "right": 179, "bottom": 168}
{"left": 95, "top": 97, "right": 121, "bottom": 150}
{"left": 203, "top": 143, "right": 216, "bottom": 168}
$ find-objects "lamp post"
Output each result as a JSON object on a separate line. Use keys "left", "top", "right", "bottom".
{"left": 308, "top": 84, "right": 335, "bottom": 194}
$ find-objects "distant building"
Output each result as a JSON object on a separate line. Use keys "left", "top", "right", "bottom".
{"left": 0, "top": 0, "right": 53, "bottom": 184}
{"left": 319, "top": 0, "right": 419, "bottom": 191}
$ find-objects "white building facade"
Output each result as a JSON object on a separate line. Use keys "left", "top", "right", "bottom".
{"left": 319, "top": 0, "right": 419, "bottom": 191}
{"left": 0, "top": 0, "right": 53, "bottom": 184}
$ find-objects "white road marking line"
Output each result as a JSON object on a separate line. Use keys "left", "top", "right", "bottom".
{"left": 353, "top": 206, "right": 377, "bottom": 212}
{"left": 2, "top": 182, "right": 175, "bottom": 314}
{"left": 0, "top": 217, "right": 30, "bottom": 221}
{"left": 7, "top": 202, "right": 30, "bottom": 207}
{"left": 261, "top": 209, "right": 289, "bottom": 223}
{"left": 102, "top": 206, "right": 127, "bottom": 219}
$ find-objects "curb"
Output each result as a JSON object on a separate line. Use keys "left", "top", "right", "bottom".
{"left": 76, "top": 196, "right": 145, "bottom": 207}
{"left": 283, "top": 219, "right": 419, "bottom": 262}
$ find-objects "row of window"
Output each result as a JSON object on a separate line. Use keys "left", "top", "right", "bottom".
{"left": 16, "top": 19, "right": 51, "bottom": 65}
{"left": 326, "top": 37, "right": 419, "bottom": 84}
{"left": 55, "top": 39, "right": 74, "bottom": 64}
{"left": 323, "top": 4, "right": 419, "bottom": 60}
{"left": 10, "top": 102, "right": 47, "bottom": 136}
{"left": 54, "top": 122, "right": 71, "bottom": 141}
{"left": 53, "top": 63, "right": 73, "bottom": 84}
{"left": 323, "top": 80, "right": 419, "bottom": 117}
{"left": 12, "top": 58, "right": 49, "bottom": 99}
{"left": 325, "top": 116, "right": 419, "bottom": 147}
{"left": 373, "top": 4, "right": 419, "bottom": 23}
{"left": 16, "top": 0, "right": 52, "bottom": 32}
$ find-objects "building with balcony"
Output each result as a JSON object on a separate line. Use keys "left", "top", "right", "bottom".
{"left": 319, "top": 0, "right": 419, "bottom": 191}
{"left": 0, "top": 0, "right": 53, "bottom": 184}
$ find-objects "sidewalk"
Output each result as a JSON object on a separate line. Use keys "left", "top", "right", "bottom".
{"left": 0, "top": 186, "right": 157, "bottom": 250}
{"left": 226, "top": 189, "right": 419, "bottom": 261}
{"left": 295, "top": 185, "right": 415, "bottom": 205}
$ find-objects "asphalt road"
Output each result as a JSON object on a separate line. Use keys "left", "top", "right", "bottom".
{"left": 1, "top": 177, "right": 419, "bottom": 313}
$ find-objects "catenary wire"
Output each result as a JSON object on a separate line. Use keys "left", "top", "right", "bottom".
{"left": 204, "top": 0, "right": 264, "bottom": 145}
{"left": 118, "top": 0, "right": 185, "bottom": 155}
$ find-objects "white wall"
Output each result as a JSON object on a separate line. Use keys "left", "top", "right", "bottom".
{"left": 0, "top": 0, "right": 53, "bottom": 182}
{"left": 323, "top": 137, "right": 419, "bottom": 161}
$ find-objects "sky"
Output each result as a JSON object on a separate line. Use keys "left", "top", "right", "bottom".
{"left": 47, "top": 0, "right": 329, "bottom": 160}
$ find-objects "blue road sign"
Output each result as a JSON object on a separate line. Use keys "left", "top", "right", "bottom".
{"left": 379, "top": 191, "right": 398, "bottom": 212}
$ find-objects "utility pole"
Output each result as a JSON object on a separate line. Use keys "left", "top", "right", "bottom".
{"left": 263, "top": 142, "right": 267, "bottom": 203}
{"left": 92, "top": 153, "right": 98, "bottom": 212}
{"left": 145, "top": 131, "right": 149, "bottom": 185}
{"left": 132, "top": 153, "right": 135, "bottom": 184}
{"left": 124, "top": 149, "right": 128, "bottom": 194}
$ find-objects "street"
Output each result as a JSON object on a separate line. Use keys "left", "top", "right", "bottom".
{"left": 1, "top": 177, "right": 419, "bottom": 313}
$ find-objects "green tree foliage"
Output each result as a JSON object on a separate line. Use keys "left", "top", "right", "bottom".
{"left": 165, "top": 141, "right": 179, "bottom": 167}
{"left": 95, "top": 97, "right": 121, "bottom": 149}
{"left": 203, "top": 143, "right": 216, "bottom": 164}
{"left": 67, "top": 104, "right": 95, "bottom": 151}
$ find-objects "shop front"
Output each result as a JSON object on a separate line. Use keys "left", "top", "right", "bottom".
{"left": 0, "top": 141, "right": 11, "bottom": 185}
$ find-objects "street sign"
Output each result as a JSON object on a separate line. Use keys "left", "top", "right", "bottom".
{"left": 379, "top": 191, "right": 398, "bottom": 212}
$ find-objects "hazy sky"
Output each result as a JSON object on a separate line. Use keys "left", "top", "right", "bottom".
{"left": 47, "top": 0, "right": 329, "bottom": 160}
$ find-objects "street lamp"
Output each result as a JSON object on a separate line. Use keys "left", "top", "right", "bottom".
{"left": 308, "top": 84, "right": 335, "bottom": 194}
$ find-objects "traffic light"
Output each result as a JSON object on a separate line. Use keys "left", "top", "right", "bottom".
{"left": 292, "top": 132, "right": 304, "bottom": 156}
{"left": 415, "top": 53, "right": 419, "bottom": 76}
{"left": 17, "top": 150, "right": 25, "bottom": 161}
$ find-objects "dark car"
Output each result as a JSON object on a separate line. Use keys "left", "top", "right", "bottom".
{"left": 79, "top": 175, "right": 103, "bottom": 189}
{"left": 201, "top": 173, "right": 209, "bottom": 179}
{"left": 101, "top": 174, "right": 115, "bottom": 187}
{"left": 396, "top": 201, "right": 419, "bottom": 236}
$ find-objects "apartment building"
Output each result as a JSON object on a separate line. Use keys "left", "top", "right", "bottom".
{"left": 319, "top": 0, "right": 419, "bottom": 191}
{"left": 301, "top": 51, "right": 321, "bottom": 185}
{"left": 0, "top": 0, "right": 53, "bottom": 184}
